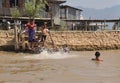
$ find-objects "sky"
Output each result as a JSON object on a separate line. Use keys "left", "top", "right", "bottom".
{"left": 63, "top": 0, "right": 120, "bottom": 9}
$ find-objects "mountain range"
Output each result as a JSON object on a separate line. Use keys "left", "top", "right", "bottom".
{"left": 77, "top": 5, "right": 120, "bottom": 19}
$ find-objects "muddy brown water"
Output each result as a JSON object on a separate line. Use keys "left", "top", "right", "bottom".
{"left": 0, "top": 50, "right": 120, "bottom": 83}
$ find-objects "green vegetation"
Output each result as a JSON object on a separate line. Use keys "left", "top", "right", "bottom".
{"left": 24, "top": 0, "right": 45, "bottom": 19}
{"left": 60, "top": 20, "right": 68, "bottom": 31}
{"left": 11, "top": 8, "right": 21, "bottom": 19}
{"left": 11, "top": 0, "right": 47, "bottom": 19}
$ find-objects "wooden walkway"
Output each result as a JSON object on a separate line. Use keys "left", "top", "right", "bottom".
{"left": 63, "top": 19, "right": 120, "bottom": 22}
{"left": 63, "top": 19, "right": 120, "bottom": 31}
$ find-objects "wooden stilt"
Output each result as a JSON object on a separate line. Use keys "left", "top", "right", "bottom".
{"left": 14, "top": 25, "right": 19, "bottom": 50}
{"left": 104, "top": 20, "right": 106, "bottom": 30}
{"left": 85, "top": 21, "right": 87, "bottom": 31}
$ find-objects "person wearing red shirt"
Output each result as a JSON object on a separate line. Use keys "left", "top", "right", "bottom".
{"left": 25, "top": 19, "right": 36, "bottom": 50}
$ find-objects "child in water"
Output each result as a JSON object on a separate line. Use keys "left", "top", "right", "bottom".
{"left": 92, "top": 51, "right": 103, "bottom": 61}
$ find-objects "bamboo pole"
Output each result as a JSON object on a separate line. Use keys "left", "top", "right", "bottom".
{"left": 49, "top": 31, "right": 55, "bottom": 48}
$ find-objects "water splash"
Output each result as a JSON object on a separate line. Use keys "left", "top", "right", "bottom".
{"left": 24, "top": 50, "right": 78, "bottom": 60}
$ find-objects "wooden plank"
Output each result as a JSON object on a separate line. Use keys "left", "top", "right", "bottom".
{"left": 64, "top": 19, "right": 120, "bottom": 22}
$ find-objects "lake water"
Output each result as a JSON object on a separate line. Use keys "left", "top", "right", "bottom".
{"left": 0, "top": 50, "right": 120, "bottom": 83}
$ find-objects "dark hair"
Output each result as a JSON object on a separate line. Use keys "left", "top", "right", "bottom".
{"left": 95, "top": 51, "right": 100, "bottom": 58}
{"left": 30, "top": 19, "right": 34, "bottom": 22}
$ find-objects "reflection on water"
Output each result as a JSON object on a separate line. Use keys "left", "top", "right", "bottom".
{"left": 0, "top": 50, "right": 120, "bottom": 83}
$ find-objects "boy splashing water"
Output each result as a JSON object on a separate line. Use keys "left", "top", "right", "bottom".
{"left": 40, "top": 22, "right": 49, "bottom": 47}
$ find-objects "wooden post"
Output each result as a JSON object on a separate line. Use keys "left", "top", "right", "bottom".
{"left": 50, "top": 13, "right": 54, "bottom": 28}
{"left": 14, "top": 25, "right": 19, "bottom": 50}
{"left": 85, "top": 21, "right": 87, "bottom": 31}
{"left": 101, "top": 22, "right": 103, "bottom": 30}
{"left": 104, "top": 20, "right": 106, "bottom": 30}
{"left": 117, "top": 22, "right": 119, "bottom": 30}
{"left": 49, "top": 2, "right": 54, "bottom": 29}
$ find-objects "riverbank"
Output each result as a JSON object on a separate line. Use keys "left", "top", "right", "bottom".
{"left": 47, "top": 30, "right": 120, "bottom": 50}
{"left": 0, "top": 30, "right": 120, "bottom": 51}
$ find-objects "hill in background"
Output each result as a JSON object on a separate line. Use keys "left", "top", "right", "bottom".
{"left": 78, "top": 5, "right": 120, "bottom": 19}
